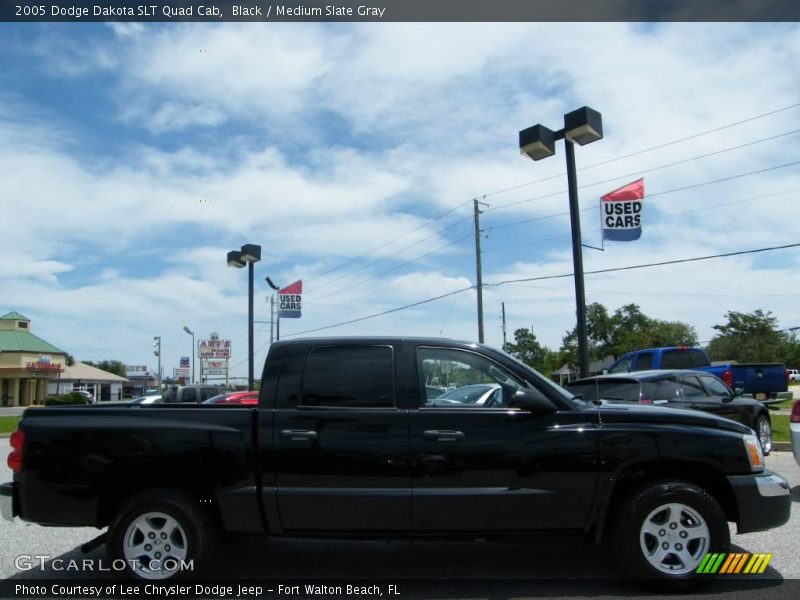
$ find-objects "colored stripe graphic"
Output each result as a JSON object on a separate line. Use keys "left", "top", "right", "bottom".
{"left": 720, "top": 553, "right": 748, "bottom": 573}
{"left": 698, "top": 552, "right": 772, "bottom": 574}
{"left": 744, "top": 553, "right": 773, "bottom": 574}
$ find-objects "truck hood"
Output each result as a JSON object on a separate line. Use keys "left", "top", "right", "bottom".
{"left": 590, "top": 402, "right": 752, "bottom": 435}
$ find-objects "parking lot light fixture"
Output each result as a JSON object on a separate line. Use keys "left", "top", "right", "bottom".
{"left": 519, "top": 124, "right": 556, "bottom": 161}
{"left": 227, "top": 243, "right": 262, "bottom": 391}
{"left": 227, "top": 251, "right": 245, "bottom": 269}
{"left": 519, "top": 106, "right": 603, "bottom": 378}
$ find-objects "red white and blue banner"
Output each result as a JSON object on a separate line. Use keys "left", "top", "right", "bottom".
{"left": 278, "top": 280, "right": 302, "bottom": 319}
{"left": 601, "top": 178, "right": 645, "bottom": 241}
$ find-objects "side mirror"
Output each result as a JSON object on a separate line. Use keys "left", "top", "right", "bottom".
{"left": 602, "top": 369, "right": 609, "bottom": 375}
{"left": 509, "top": 389, "right": 557, "bottom": 413}
{"left": 733, "top": 387, "right": 744, "bottom": 397}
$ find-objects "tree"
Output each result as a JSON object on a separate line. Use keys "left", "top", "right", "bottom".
{"left": 81, "top": 359, "right": 127, "bottom": 378}
{"left": 506, "top": 328, "right": 545, "bottom": 366}
{"left": 560, "top": 302, "right": 698, "bottom": 369}
{"left": 507, "top": 328, "right": 565, "bottom": 376}
{"left": 707, "top": 309, "right": 783, "bottom": 363}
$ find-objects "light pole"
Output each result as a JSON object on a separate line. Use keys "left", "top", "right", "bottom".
{"left": 519, "top": 106, "right": 603, "bottom": 378}
{"left": 182, "top": 326, "right": 195, "bottom": 384}
{"left": 227, "top": 243, "right": 261, "bottom": 391}
{"left": 152, "top": 336, "right": 161, "bottom": 392}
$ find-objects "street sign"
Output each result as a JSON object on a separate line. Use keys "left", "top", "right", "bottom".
{"left": 278, "top": 280, "right": 302, "bottom": 319}
{"left": 198, "top": 338, "right": 231, "bottom": 358}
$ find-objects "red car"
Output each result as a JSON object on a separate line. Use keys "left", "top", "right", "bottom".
{"left": 202, "top": 391, "right": 259, "bottom": 405}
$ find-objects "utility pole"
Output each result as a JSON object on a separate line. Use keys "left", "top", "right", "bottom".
{"left": 501, "top": 302, "right": 508, "bottom": 351}
{"left": 473, "top": 198, "right": 488, "bottom": 343}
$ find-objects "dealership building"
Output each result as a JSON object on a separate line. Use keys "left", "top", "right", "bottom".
{"left": 0, "top": 311, "right": 67, "bottom": 407}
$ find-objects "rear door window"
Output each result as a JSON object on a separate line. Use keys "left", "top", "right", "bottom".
{"left": 182, "top": 387, "right": 197, "bottom": 403}
{"left": 300, "top": 346, "right": 394, "bottom": 408}
{"left": 635, "top": 352, "right": 654, "bottom": 370}
{"left": 679, "top": 376, "right": 707, "bottom": 399}
{"left": 641, "top": 378, "right": 680, "bottom": 401}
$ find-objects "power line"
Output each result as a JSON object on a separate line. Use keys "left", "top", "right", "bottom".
{"left": 486, "top": 243, "right": 800, "bottom": 287}
{"left": 482, "top": 186, "right": 800, "bottom": 254}
{"left": 307, "top": 155, "right": 800, "bottom": 303}
{"left": 284, "top": 243, "right": 800, "bottom": 337}
{"left": 488, "top": 153, "right": 800, "bottom": 213}
{"left": 311, "top": 213, "right": 474, "bottom": 294}
{"left": 307, "top": 228, "right": 474, "bottom": 306}
{"left": 483, "top": 161, "right": 800, "bottom": 238}
{"left": 292, "top": 104, "right": 800, "bottom": 293}
{"left": 310, "top": 200, "right": 473, "bottom": 287}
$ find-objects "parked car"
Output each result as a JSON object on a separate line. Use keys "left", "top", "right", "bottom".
{"left": 75, "top": 390, "right": 95, "bottom": 404}
{"left": 203, "top": 391, "right": 259, "bottom": 405}
{"left": 130, "top": 395, "right": 162, "bottom": 405}
{"left": 567, "top": 370, "right": 773, "bottom": 454}
{"left": 788, "top": 368, "right": 800, "bottom": 383}
{"left": 607, "top": 346, "right": 788, "bottom": 402}
{"left": 425, "top": 385, "right": 446, "bottom": 399}
{"left": 160, "top": 384, "right": 223, "bottom": 403}
{"left": 426, "top": 383, "right": 502, "bottom": 407}
{"left": 791, "top": 399, "right": 800, "bottom": 466}
{"left": 2, "top": 337, "right": 790, "bottom": 589}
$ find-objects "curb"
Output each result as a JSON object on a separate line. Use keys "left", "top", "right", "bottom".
{"left": 772, "top": 441, "right": 792, "bottom": 452}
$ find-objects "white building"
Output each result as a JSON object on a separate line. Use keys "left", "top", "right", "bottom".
{"left": 48, "top": 362, "right": 128, "bottom": 402}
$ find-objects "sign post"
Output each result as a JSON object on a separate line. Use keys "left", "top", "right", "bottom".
{"left": 198, "top": 336, "right": 231, "bottom": 384}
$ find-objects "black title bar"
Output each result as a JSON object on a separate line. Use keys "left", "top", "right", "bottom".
{"left": 2, "top": 0, "right": 800, "bottom": 22}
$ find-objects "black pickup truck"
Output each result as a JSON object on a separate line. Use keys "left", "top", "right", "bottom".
{"left": 1, "top": 337, "right": 792, "bottom": 588}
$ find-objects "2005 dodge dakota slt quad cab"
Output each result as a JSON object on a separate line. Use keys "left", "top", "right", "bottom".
{"left": 1, "top": 338, "right": 792, "bottom": 588}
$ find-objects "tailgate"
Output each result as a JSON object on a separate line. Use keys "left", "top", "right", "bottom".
{"left": 732, "top": 364, "right": 787, "bottom": 396}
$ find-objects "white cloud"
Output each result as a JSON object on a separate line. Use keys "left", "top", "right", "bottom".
{"left": 2, "top": 23, "right": 800, "bottom": 376}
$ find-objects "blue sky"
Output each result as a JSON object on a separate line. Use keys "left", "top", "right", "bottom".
{"left": 1, "top": 22, "right": 799, "bottom": 380}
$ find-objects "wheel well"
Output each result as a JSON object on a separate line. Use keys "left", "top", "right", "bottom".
{"left": 97, "top": 460, "right": 222, "bottom": 528}
{"left": 598, "top": 460, "right": 738, "bottom": 540}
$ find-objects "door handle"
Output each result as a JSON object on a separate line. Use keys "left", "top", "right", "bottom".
{"left": 280, "top": 429, "right": 319, "bottom": 441}
{"left": 423, "top": 430, "right": 465, "bottom": 442}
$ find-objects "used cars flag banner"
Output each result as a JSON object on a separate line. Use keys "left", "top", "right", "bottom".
{"left": 278, "top": 280, "right": 302, "bottom": 318}
{"left": 601, "top": 178, "right": 645, "bottom": 241}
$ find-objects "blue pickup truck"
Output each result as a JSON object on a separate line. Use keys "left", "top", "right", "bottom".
{"left": 607, "top": 347, "right": 788, "bottom": 402}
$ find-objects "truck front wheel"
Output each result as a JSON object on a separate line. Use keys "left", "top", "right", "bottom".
{"left": 107, "top": 489, "right": 213, "bottom": 580}
{"left": 611, "top": 480, "right": 729, "bottom": 590}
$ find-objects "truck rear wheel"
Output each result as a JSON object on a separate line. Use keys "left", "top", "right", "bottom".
{"left": 107, "top": 489, "right": 213, "bottom": 580}
{"left": 611, "top": 480, "right": 729, "bottom": 590}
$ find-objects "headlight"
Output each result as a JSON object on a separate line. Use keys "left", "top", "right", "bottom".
{"left": 742, "top": 434, "right": 764, "bottom": 472}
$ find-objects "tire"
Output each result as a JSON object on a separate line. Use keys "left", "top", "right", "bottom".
{"left": 106, "top": 488, "right": 214, "bottom": 581}
{"left": 611, "top": 480, "right": 729, "bottom": 591}
{"left": 755, "top": 414, "right": 772, "bottom": 456}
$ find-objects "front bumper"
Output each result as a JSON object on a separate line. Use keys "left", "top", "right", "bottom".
{"left": 0, "top": 482, "right": 17, "bottom": 522}
{"left": 727, "top": 470, "right": 791, "bottom": 534}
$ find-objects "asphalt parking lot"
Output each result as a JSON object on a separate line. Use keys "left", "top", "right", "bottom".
{"left": 0, "top": 450, "right": 797, "bottom": 599}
